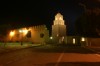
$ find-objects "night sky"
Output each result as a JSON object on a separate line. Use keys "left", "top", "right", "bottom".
{"left": 0, "top": 0, "right": 99, "bottom": 35}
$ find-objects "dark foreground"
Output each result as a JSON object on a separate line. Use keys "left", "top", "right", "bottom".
{"left": 0, "top": 45, "right": 100, "bottom": 66}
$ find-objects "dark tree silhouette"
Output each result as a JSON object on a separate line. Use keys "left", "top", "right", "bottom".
{"left": 75, "top": 9, "right": 100, "bottom": 37}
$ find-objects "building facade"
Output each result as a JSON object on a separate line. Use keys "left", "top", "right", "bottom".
{"left": 7, "top": 25, "right": 49, "bottom": 44}
{"left": 6, "top": 12, "right": 89, "bottom": 46}
{"left": 51, "top": 13, "right": 88, "bottom": 46}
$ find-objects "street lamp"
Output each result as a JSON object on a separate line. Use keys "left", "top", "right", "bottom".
{"left": 50, "top": 36, "right": 53, "bottom": 40}
{"left": 10, "top": 31, "right": 15, "bottom": 41}
{"left": 19, "top": 29, "right": 28, "bottom": 35}
{"left": 50, "top": 36, "right": 53, "bottom": 44}
{"left": 10, "top": 31, "right": 15, "bottom": 37}
{"left": 81, "top": 37, "right": 85, "bottom": 41}
{"left": 19, "top": 28, "right": 28, "bottom": 45}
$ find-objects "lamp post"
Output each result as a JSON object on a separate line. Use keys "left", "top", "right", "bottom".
{"left": 7, "top": 31, "right": 15, "bottom": 47}
{"left": 19, "top": 30, "right": 23, "bottom": 45}
{"left": 50, "top": 36, "right": 53, "bottom": 44}
{"left": 10, "top": 31, "right": 15, "bottom": 41}
{"left": 19, "top": 28, "right": 28, "bottom": 45}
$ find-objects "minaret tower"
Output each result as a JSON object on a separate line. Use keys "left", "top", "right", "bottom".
{"left": 52, "top": 13, "right": 66, "bottom": 43}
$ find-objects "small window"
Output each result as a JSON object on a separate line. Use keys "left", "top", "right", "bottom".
{"left": 73, "top": 38, "right": 75, "bottom": 44}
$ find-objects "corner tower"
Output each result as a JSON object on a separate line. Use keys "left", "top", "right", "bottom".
{"left": 52, "top": 13, "right": 66, "bottom": 43}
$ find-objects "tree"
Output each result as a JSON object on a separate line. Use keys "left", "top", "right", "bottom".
{"left": 75, "top": 9, "right": 100, "bottom": 37}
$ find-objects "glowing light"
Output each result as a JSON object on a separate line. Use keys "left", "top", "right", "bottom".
{"left": 50, "top": 37, "right": 53, "bottom": 39}
{"left": 57, "top": 34, "right": 59, "bottom": 37}
{"left": 59, "top": 17, "right": 62, "bottom": 20}
{"left": 55, "top": 18, "right": 58, "bottom": 20}
{"left": 19, "top": 30, "right": 23, "bottom": 33}
{"left": 19, "top": 28, "right": 28, "bottom": 35}
{"left": 23, "top": 29, "right": 28, "bottom": 35}
{"left": 81, "top": 37, "right": 85, "bottom": 41}
{"left": 10, "top": 31, "right": 15, "bottom": 37}
{"left": 73, "top": 38, "right": 75, "bottom": 44}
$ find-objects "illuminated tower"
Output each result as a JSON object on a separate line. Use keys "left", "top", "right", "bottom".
{"left": 52, "top": 13, "right": 66, "bottom": 43}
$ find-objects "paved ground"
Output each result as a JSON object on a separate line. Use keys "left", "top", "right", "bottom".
{"left": 0, "top": 44, "right": 100, "bottom": 66}
{"left": 85, "top": 47, "right": 100, "bottom": 54}
{"left": 0, "top": 43, "right": 40, "bottom": 53}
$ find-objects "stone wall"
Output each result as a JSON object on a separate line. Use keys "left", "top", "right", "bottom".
{"left": 87, "top": 38, "right": 100, "bottom": 47}
{"left": 7, "top": 25, "right": 49, "bottom": 44}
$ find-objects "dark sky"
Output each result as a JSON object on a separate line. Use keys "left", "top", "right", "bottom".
{"left": 0, "top": 0, "right": 98, "bottom": 35}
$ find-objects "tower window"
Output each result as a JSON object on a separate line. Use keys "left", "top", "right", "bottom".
{"left": 59, "top": 17, "right": 62, "bottom": 20}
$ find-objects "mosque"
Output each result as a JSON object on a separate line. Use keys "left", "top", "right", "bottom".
{"left": 6, "top": 13, "right": 91, "bottom": 46}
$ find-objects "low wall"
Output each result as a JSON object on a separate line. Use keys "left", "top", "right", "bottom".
{"left": 87, "top": 38, "right": 100, "bottom": 47}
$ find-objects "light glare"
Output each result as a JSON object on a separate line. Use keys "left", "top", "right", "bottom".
{"left": 10, "top": 31, "right": 15, "bottom": 37}
{"left": 50, "top": 37, "right": 53, "bottom": 39}
{"left": 73, "top": 38, "right": 75, "bottom": 44}
{"left": 81, "top": 37, "right": 85, "bottom": 41}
